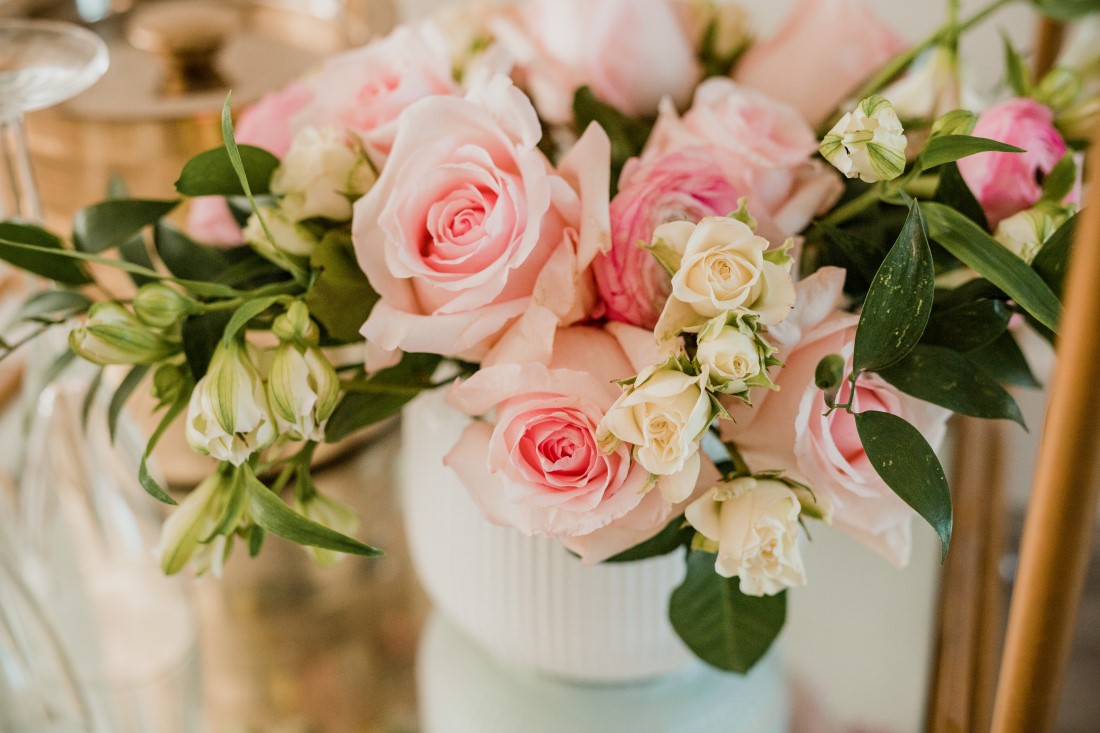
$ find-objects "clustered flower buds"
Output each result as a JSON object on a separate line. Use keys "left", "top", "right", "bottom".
{"left": 820, "top": 95, "right": 907, "bottom": 183}
{"left": 70, "top": 301, "right": 179, "bottom": 366}
{"left": 267, "top": 304, "right": 340, "bottom": 442}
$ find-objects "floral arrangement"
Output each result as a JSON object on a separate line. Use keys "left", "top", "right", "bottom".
{"left": 0, "top": 0, "right": 1095, "bottom": 673}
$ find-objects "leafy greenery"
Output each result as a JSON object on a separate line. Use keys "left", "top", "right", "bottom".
{"left": 915, "top": 135, "right": 1023, "bottom": 172}
{"left": 922, "top": 299, "right": 1010, "bottom": 353}
{"left": 605, "top": 516, "right": 692, "bottom": 563}
{"left": 175, "top": 145, "right": 280, "bottom": 197}
{"left": 325, "top": 353, "right": 443, "bottom": 443}
{"left": 968, "top": 331, "right": 1040, "bottom": 388}
{"left": 0, "top": 223, "right": 92, "bottom": 285}
{"left": 573, "top": 86, "right": 654, "bottom": 195}
{"left": 72, "top": 199, "right": 178, "bottom": 254}
{"left": 933, "top": 163, "right": 988, "bottom": 230}
{"left": 108, "top": 365, "right": 152, "bottom": 441}
{"left": 305, "top": 232, "right": 379, "bottom": 342}
{"left": 1032, "top": 213, "right": 1077, "bottom": 299}
{"left": 1031, "top": 0, "right": 1100, "bottom": 19}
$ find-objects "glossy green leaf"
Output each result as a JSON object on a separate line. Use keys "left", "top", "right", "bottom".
{"left": 855, "top": 410, "right": 952, "bottom": 560}
{"left": 324, "top": 353, "right": 442, "bottom": 443}
{"left": 305, "top": 232, "right": 379, "bottom": 342}
{"left": 854, "top": 200, "right": 935, "bottom": 372}
{"left": 245, "top": 467, "right": 383, "bottom": 557}
{"left": 174, "top": 144, "right": 280, "bottom": 197}
{"left": 934, "top": 163, "right": 988, "bottom": 230}
{"left": 817, "top": 223, "right": 888, "bottom": 283}
{"left": 1002, "top": 34, "right": 1031, "bottom": 97}
{"left": 0, "top": 224, "right": 92, "bottom": 285}
{"left": 668, "top": 551, "right": 786, "bottom": 674}
{"left": 155, "top": 222, "right": 238, "bottom": 282}
{"left": 877, "top": 344, "right": 1025, "bottom": 427}
{"left": 968, "top": 331, "right": 1040, "bottom": 388}
{"left": 916, "top": 135, "right": 1023, "bottom": 172}
{"left": 221, "top": 296, "right": 280, "bottom": 346}
{"left": 605, "top": 516, "right": 691, "bottom": 563}
{"left": 1032, "top": 213, "right": 1076, "bottom": 299}
{"left": 108, "top": 364, "right": 151, "bottom": 442}
{"left": 1041, "top": 154, "right": 1078, "bottom": 203}
{"left": 922, "top": 299, "right": 1011, "bottom": 352}
{"left": 72, "top": 199, "right": 178, "bottom": 253}
{"left": 922, "top": 202, "right": 1062, "bottom": 332}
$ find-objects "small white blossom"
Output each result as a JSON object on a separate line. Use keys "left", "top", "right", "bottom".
{"left": 271, "top": 126, "right": 375, "bottom": 222}
{"left": 267, "top": 343, "right": 340, "bottom": 442}
{"left": 685, "top": 476, "right": 807, "bottom": 596}
{"left": 69, "top": 302, "right": 177, "bottom": 366}
{"left": 243, "top": 204, "right": 319, "bottom": 259}
{"left": 695, "top": 314, "right": 775, "bottom": 396}
{"left": 156, "top": 470, "right": 236, "bottom": 576}
{"left": 820, "top": 95, "right": 907, "bottom": 183}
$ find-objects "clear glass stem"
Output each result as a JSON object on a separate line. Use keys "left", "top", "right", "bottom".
{"left": 0, "top": 112, "right": 43, "bottom": 223}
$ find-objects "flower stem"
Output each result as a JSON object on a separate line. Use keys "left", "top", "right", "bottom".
{"left": 820, "top": 185, "right": 883, "bottom": 228}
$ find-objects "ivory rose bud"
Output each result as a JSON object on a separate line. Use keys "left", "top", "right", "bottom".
{"left": 294, "top": 493, "right": 360, "bottom": 566}
{"left": 598, "top": 364, "right": 713, "bottom": 502}
{"left": 491, "top": 0, "right": 699, "bottom": 122}
{"left": 820, "top": 96, "right": 907, "bottom": 183}
{"left": 353, "top": 73, "right": 610, "bottom": 369}
{"left": 685, "top": 476, "right": 807, "bottom": 596}
{"left": 653, "top": 216, "right": 796, "bottom": 341}
{"left": 185, "top": 340, "right": 276, "bottom": 466}
{"left": 594, "top": 148, "right": 746, "bottom": 329}
{"left": 243, "top": 205, "right": 319, "bottom": 258}
{"left": 272, "top": 127, "right": 375, "bottom": 223}
{"left": 695, "top": 314, "right": 776, "bottom": 397}
{"left": 733, "top": 0, "right": 905, "bottom": 126}
{"left": 958, "top": 98, "right": 1070, "bottom": 228}
{"left": 722, "top": 268, "right": 950, "bottom": 566}
{"left": 69, "top": 302, "right": 178, "bottom": 366}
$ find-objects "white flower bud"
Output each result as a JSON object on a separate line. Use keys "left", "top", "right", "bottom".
{"left": 185, "top": 340, "right": 276, "bottom": 466}
{"left": 69, "top": 302, "right": 178, "bottom": 366}
{"left": 993, "top": 205, "right": 1070, "bottom": 263}
{"left": 266, "top": 343, "right": 340, "bottom": 442}
{"left": 271, "top": 126, "right": 375, "bottom": 223}
{"left": 156, "top": 469, "right": 238, "bottom": 576}
{"left": 820, "top": 96, "right": 907, "bottom": 183}
{"left": 294, "top": 493, "right": 360, "bottom": 566}
{"left": 685, "top": 476, "right": 807, "bottom": 596}
{"left": 243, "top": 204, "right": 319, "bottom": 259}
{"left": 695, "top": 314, "right": 776, "bottom": 396}
{"left": 132, "top": 283, "right": 194, "bottom": 329}
{"left": 272, "top": 301, "right": 320, "bottom": 346}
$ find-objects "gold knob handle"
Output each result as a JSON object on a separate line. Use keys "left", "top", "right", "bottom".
{"left": 127, "top": 0, "right": 240, "bottom": 97}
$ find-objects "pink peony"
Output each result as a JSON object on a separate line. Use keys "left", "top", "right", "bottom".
{"left": 594, "top": 148, "right": 747, "bottom": 329}
{"left": 236, "top": 80, "right": 313, "bottom": 158}
{"left": 446, "top": 325, "right": 716, "bottom": 563}
{"left": 958, "top": 98, "right": 1070, "bottom": 228}
{"left": 491, "top": 0, "right": 699, "bottom": 123}
{"left": 295, "top": 23, "right": 458, "bottom": 162}
{"left": 733, "top": 0, "right": 905, "bottom": 126}
{"left": 352, "top": 74, "right": 610, "bottom": 370}
{"left": 723, "top": 268, "right": 950, "bottom": 566}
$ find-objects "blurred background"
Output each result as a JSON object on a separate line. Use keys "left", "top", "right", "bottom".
{"left": 0, "top": 0, "right": 1095, "bottom": 732}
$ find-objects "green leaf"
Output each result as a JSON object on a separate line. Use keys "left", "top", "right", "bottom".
{"left": 1041, "top": 153, "right": 1077, "bottom": 203}
{"left": 11, "top": 289, "right": 92, "bottom": 325}
{"left": 155, "top": 221, "right": 237, "bottom": 282}
{"left": 1031, "top": 0, "right": 1100, "bottom": 19}
{"left": 1032, "top": 212, "right": 1076, "bottom": 299}
{"left": 922, "top": 299, "right": 1011, "bottom": 352}
{"left": 668, "top": 551, "right": 786, "bottom": 674}
{"left": 855, "top": 410, "right": 952, "bottom": 560}
{"left": 137, "top": 394, "right": 188, "bottom": 505}
{"left": 174, "top": 145, "right": 280, "bottom": 197}
{"left": 72, "top": 199, "right": 178, "bottom": 254}
{"left": 916, "top": 135, "right": 1024, "bottom": 172}
{"left": 244, "top": 467, "right": 383, "bottom": 557}
{"left": 877, "top": 344, "right": 1026, "bottom": 427}
{"left": 933, "top": 163, "right": 988, "bottom": 231}
{"left": 0, "top": 224, "right": 92, "bottom": 285}
{"left": 572, "top": 86, "right": 654, "bottom": 194}
{"left": 922, "top": 202, "right": 1062, "bottom": 332}
{"left": 182, "top": 310, "right": 232, "bottom": 381}
{"left": 1002, "top": 34, "right": 1031, "bottom": 97}
{"left": 605, "top": 516, "right": 692, "bottom": 563}
{"left": 221, "top": 296, "right": 280, "bottom": 346}
{"left": 305, "top": 232, "right": 379, "bottom": 342}
{"left": 108, "top": 364, "right": 151, "bottom": 442}
{"left": 968, "top": 331, "right": 1040, "bottom": 388}
{"left": 324, "top": 353, "right": 442, "bottom": 443}
{"left": 247, "top": 525, "right": 266, "bottom": 557}
{"left": 854, "top": 199, "right": 935, "bottom": 372}
{"left": 81, "top": 367, "right": 105, "bottom": 429}
{"left": 817, "top": 223, "right": 888, "bottom": 283}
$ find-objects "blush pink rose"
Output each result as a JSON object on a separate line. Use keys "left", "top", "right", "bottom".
{"left": 594, "top": 148, "right": 746, "bottom": 329}
{"left": 958, "top": 98, "right": 1071, "bottom": 228}
{"left": 185, "top": 197, "right": 244, "bottom": 247}
{"left": 446, "top": 325, "right": 717, "bottom": 563}
{"left": 353, "top": 74, "right": 610, "bottom": 370}
{"left": 491, "top": 0, "right": 699, "bottom": 123}
{"left": 295, "top": 23, "right": 458, "bottom": 162}
{"left": 723, "top": 268, "right": 950, "bottom": 566}
{"left": 734, "top": 0, "right": 905, "bottom": 126}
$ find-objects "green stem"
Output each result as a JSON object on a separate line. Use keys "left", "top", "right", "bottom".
{"left": 339, "top": 379, "right": 422, "bottom": 397}
{"left": 820, "top": 185, "right": 883, "bottom": 227}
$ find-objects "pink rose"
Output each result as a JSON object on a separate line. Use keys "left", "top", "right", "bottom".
{"left": 491, "top": 0, "right": 699, "bottom": 123}
{"left": 353, "top": 74, "right": 610, "bottom": 370}
{"left": 723, "top": 268, "right": 950, "bottom": 566}
{"left": 733, "top": 0, "right": 905, "bottom": 126}
{"left": 594, "top": 148, "right": 747, "bottom": 329}
{"left": 446, "top": 325, "right": 716, "bottom": 563}
{"left": 296, "top": 23, "right": 458, "bottom": 162}
{"left": 644, "top": 80, "right": 843, "bottom": 236}
{"left": 958, "top": 98, "right": 1070, "bottom": 228}
{"left": 185, "top": 197, "right": 244, "bottom": 247}
{"left": 236, "top": 80, "right": 313, "bottom": 158}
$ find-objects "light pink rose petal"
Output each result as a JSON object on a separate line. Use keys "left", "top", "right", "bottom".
{"left": 185, "top": 197, "right": 244, "bottom": 247}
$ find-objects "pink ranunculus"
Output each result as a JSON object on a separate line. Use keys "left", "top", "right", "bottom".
{"left": 723, "top": 268, "right": 950, "bottom": 566}
{"left": 353, "top": 73, "right": 610, "bottom": 370}
{"left": 295, "top": 22, "right": 458, "bottom": 163}
{"left": 958, "top": 98, "right": 1070, "bottom": 228}
{"left": 594, "top": 148, "right": 747, "bottom": 329}
{"left": 490, "top": 0, "right": 699, "bottom": 123}
{"left": 642, "top": 81, "right": 843, "bottom": 236}
{"left": 236, "top": 80, "right": 313, "bottom": 158}
{"left": 446, "top": 325, "right": 715, "bottom": 563}
{"left": 733, "top": 0, "right": 905, "bottom": 126}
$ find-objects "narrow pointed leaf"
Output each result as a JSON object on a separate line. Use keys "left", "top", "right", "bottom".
{"left": 922, "top": 299, "right": 1011, "bottom": 352}
{"left": 855, "top": 410, "right": 952, "bottom": 560}
{"left": 933, "top": 163, "right": 988, "bottom": 230}
{"left": 968, "top": 331, "right": 1040, "bottom": 388}
{"left": 605, "top": 516, "right": 691, "bottom": 563}
{"left": 108, "top": 364, "right": 151, "bottom": 442}
{"left": 916, "top": 135, "right": 1023, "bottom": 171}
{"left": 137, "top": 394, "right": 189, "bottom": 506}
{"left": 221, "top": 296, "right": 280, "bottom": 346}
{"left": 0, "top": 224, "right": 92, "bottom": 285}
{"left": 72, "top": 199, "right": 178, "bottom": 253}
{"left": 1031, "top": 213, "right": 1076, "bottom": 299}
